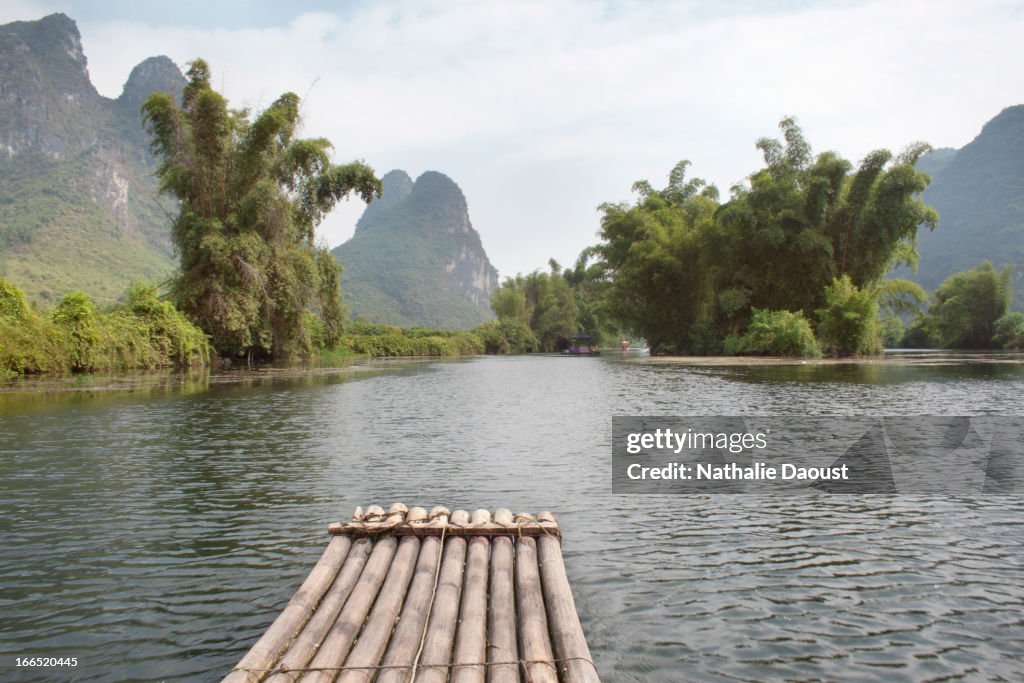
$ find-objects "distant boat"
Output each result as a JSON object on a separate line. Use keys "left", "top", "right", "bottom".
{"left": 619, "top": 339, "right": 649, "bottom": 355}
{"left": 565, "top": 333, "right": 600, "bottom": 355}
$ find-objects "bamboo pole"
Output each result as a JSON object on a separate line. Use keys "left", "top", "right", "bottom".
{"left": 302, "top": 507, "right": 405, "bottom": 683}
{"left": 223, "top": 535, "right": 352, "bottom": 683}
{"left": 450, "top": 509, "right": 492, "bottom": 683}
{"left": 262, "top": 539, "right": 372, "bottom": 683}
{"left": 488, "top": 508, "right": 520, "bottom": 683}
{"left": 414, "top": 508, "right": 470, "bottom": 683}
{"left": 375, "top": 507, "right": 448, "bottom": 683}
{"left": 336, "top": 535, "right": 419, "bottom": 682}
{"left": 336, "top": 508, "right": 424, "bottom": 683}
{"left": 537, "top": 512, "right": 599, "bottom": 683}
{"left": 515, "top": 514, "right": 558, "bottom": 683}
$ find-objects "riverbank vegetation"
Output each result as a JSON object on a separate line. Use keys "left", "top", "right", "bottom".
{"left": 903, "top": 261, "right": 1023, "bottom": 349}
{"left": 492, "top": 118, "right": 1022, "bottom": 357}
{"left": 595, "top": 118, "right": 937, "bottom": 356}
{"left": 487, "top": 250, "right": 617, "bottom": 353}
{"left": 338, "top": 321, "right": 484, "bottom": 357}
{"left": 7, "top": 98, "right": 1023, "bottom": 369}
{"left": 1, "top": 279, "right": 208, "bottom": 377}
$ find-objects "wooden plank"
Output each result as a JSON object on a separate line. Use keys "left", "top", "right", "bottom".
{"left": 301, "top": 535, "right": 399, "bottom": 683}
{"left": 375, "top": 507, "right": 448, "bottom": 683}
{"left": 262, "top": 539, "right": 372, "bottom": 683}
{"left": 515, "top": 519, "right": 558, "bottom": 683}
{"left": 450, "top": 510, "right": 491, "bottom": 683}
{"left": 336, "top": 534, "right": 421, "bottom": 682}
{"left": 222, "top": 535, "right": 352, "bottom": 683}
{"left": 488, "top": 508, "right": 520, "bottom": 683}
{"left": 538, "top": 513, "right": 600, "bottom": 683}
{"left": 414, "top": 509, "right": 470, "bottom": 683}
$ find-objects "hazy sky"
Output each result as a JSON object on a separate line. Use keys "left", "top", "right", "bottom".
{"left": 5, "top": 0, "right": 1023, "bottom": 278}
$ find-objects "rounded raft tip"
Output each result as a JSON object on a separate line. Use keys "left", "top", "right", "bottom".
{"left": 450, "top": 509, "right": 471, "bottom": 525}
{"left": 494, "top": 508, "right": 514, "bottom": 525}
{"left": 537, "top": 511, "right": 557, "bottom": 524}
{"left": 388, "top": 502, "right": 409, "bottom": 515}
{"left": 429, "top": 505, "right": 450, "bottom": 519}
{"left": 470, "top": 509, "right": 492, "bottom": 526}
{"left": 406, "top": 506, "right": 428, "bottom": 522}
{"left": 365, "top": 504, "right": 386, "bottom": 521}
{"left": 514, "top": 512, "right": 536, "bottom": 524}
{"left": 352, "top": 506, "right": 364, "bottom": 521}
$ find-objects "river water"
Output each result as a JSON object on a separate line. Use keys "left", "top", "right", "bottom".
{"left": 2, "top": 353, "right": 1023, "bottom": 682}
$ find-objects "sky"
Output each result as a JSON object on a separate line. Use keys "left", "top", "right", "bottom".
{"left": 4, "top": 0, "right": 1023, "bottom": 279}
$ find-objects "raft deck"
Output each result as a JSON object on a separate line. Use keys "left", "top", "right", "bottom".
{"left": 224, "top": 504, "right": 600, "bottom": 682}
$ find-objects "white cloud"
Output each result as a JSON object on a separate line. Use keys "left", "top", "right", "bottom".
{"left": 32, "top": 0, "right": 1024, "bottom": 277}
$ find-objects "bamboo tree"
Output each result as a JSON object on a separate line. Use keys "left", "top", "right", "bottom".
{"left": 142, "top": 59, "right": 381, "bottom": 358}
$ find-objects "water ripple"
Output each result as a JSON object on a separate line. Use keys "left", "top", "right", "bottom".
{"left": 1, "top": 356, "right": 1023, "bottom": 681}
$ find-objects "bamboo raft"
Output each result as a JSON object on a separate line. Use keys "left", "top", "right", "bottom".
{"left": 223, "top": 504, "right": 600, "bottom": 682}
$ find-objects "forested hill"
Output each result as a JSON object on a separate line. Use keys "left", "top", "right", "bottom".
{"left": 332, "top": 169, "right": 499, "bottom": 328}
{"left": 905, "top": 105, "right": 1024, "bottom": 307}
{"left": 0, "top": 14, "right": 182, "bottom": 304}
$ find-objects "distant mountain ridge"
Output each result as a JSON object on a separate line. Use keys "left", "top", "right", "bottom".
{"left": 905, "top": 105, "right": 1024, "bottom": 308}
{"left": 333, "top": 170, "right": 498, "bottom": 328}
{"left": 0, "top": 13, "right": 182, "bottom": 303}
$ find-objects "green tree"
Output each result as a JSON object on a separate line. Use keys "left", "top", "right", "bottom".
{"left": 561, "top": 246, "right": 618, "bottom": 344}
{"left": 0, "top": 277, "right": 30, "bottom": 322}
{"left": 710, "top": 118, "right": 936, "bottom": 334}
{"left": 52, "top": 291, "right": 98, "bottom": 370}
{"left": 142, "top": 59, "right": 381, "bottom": 358}
{"left": 993, "top": 312, "right": 1024, "bottom": 350}
{"left": 597, "top": 161, "right": 719, "bottom": 352}
{"left": 524, "top": 261, "right": 578, "bottom": 351}
{"left": 815, "top": 275, "right": 880, "bottom": 356}
{"left": 927, "top": 261, "right": 1013, "bottom": 348}
{"left": 593, "top": 119, "right": 934, "bottom": 355}
{"left": 489, "top": 263, "right": 577, "bottom": 352}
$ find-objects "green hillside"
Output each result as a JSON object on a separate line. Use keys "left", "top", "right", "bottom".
{"left": 333, "top": 170, "right": 498, "bottom": 329}
{"left": 0, "top": 14, "right": 182, "bottom": 304}
{"left": 906, "top": 105, "right": 1024, "bottom": 308}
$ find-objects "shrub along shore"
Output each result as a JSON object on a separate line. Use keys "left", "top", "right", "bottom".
{"left": 1, "top": 279, "right": 208, "bottom": 378}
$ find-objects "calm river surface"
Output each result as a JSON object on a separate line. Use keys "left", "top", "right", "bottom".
{"left": 2, "top": 353, "right": 1023, "bottom": 682}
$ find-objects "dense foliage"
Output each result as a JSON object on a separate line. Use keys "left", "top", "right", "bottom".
{"left": 0, "top": 278, "right": 208, "bottom": 376}
{"left": 486, "top": 254, "right": 617, "bottom": 353}
{"left": 596, "top": 162, "right": 717, "bottom": 352}
{"left": 815, "top": 275, "right": 881, "bottom": 356}
{"left": 723, "top": 309, "right": 820, "bottom": 358}
{"left": 993, "top": 312, "right": 1024, "bottom": 350}
{"left": 338, "top": 320, "right": 483, "bottom": 357}
{"left": 908, "top": 261, "right": 1016, "bottom": 349}
{"left": 142, "top": 59, "right": 381, "bottom": 359}
{"left": 595, "top": 118, "right": 937, "bottom": 355}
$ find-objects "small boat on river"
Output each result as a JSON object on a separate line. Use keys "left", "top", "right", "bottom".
{"left": 223, "top": 503, "right": 600, "bottom": 682}
{"left": 565, "top": 333, "right": 600, "bottom": 355}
